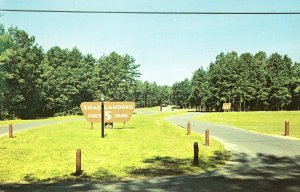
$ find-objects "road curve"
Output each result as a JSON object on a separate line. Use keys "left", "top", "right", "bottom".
{"left": 166, "top": 112, "right": 300, "bottom": 157}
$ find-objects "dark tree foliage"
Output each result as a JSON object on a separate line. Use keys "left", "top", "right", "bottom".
{"left": 132, "top": 80, "right": 171, "bottom": 108}
{"left": 171, "top": 78, "right": 192, "bottom": 108}
{"left": 96, "top": 52, "right": 141, "bottom": 101}
{"left": 1, "top": 27, "right": 44, "bottom": 118}
{"left": 40, "top": 46, "right": 97, "bottom": 116}
{"left": 189, "top": 51, "right": 298, "bottom": 111}
{"left": 0, "top": 24, "right": 173, "bottom": 118}
{"left": 190, "top": 67, "right": 209, "bottom": 111}
{"left": 0, "top": 26, "right": 143, "bottom": 118}
{"left": 291, "top": 62, "right": 300, "bottom": 110}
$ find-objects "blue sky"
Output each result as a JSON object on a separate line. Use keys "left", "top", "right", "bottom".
{"left": 0, "top": 0, "right": 300, "bottom": 85}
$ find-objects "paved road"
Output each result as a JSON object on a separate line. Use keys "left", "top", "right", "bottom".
{"left": 165, "top": 112, "right": 300, "bottom": 191}
{"left": 1, "top": 112, "right": 300, "bottom": 192}
{"left": 0, "top": 118, "right": 83, "bottom": 136}
{"left": 166, "top": 112, "right": 300, "bottom": 157}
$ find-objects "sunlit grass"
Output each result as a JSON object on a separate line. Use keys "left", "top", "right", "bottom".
{"left": 0, "top": 111, "right": 227, "bottom": 183}
{"left": 194, "top": 111, "right": 300, "bottom": 139}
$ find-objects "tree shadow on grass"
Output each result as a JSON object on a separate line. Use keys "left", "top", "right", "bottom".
{"left": 113, "top": 126, "right": 135, "bottom": 130}
{"left": 23, "top": 173, "right": 38, "bottom": 183}
{"left": 119, "top": 153, "right": 300, "bottom": 192}
{"left": 21, "top": 167, "right": 118, "bottom": 184}
{"left": 128, "top": 156, "right": 192, "bottom": 176}
{"left": 1, "top": 153, "right": 300, "bottom": 192}
{"left": 127, "top": 150, "right": 229, "bottom": 177}
{"left": 91, "top": 168, "right": 118, "bottom": 180}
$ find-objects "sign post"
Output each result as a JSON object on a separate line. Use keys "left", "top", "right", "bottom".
{"left": 101, "top": 100, "right": 105, "bottom": 138}
{"left": 100, "top": 94, "right": 105, "bottom": 138}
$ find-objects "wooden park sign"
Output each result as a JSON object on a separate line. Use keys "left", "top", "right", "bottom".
{"left": 80, "top": 102, "right": 135, "bottom": 123}
{"left": 222, "top": 103, "right": 231, "bottom": 111}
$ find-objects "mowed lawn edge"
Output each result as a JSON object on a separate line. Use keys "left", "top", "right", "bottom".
{"left": 0, "top": 111, "right": 228, "bottom": 183}
{"left": 194, "top": 111, "right": 300, "bottom": 139}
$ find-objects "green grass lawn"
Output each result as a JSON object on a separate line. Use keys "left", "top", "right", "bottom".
{"left": 0, "top": 111, "right": 228, "bottom": 183}
{"left": 0, "top": 115, "right": 81, "bottom": 126}
{"left": 194, "top": 111, "right": 300, "bottom": 139}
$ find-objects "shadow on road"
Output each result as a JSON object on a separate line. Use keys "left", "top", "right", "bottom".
{"left": 1, "top": 152, "right": 300, "bottom": 192}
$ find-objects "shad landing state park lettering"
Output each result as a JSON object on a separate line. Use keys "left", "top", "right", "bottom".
{"left": 82, "top": 104, "right": 135, "bottom": 110}
{"left": 80, "top": 102, "right": 135, "bottom": 123}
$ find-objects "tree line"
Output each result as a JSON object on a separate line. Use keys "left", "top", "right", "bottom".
{"left": 1, "top": 24, "right": 299, "bottom": 119}
{"left": 0, "top": 25, "right": 133, "bottom": 118}
{"left": 0, "top": 24, "right": 174, "bottom": 119}
{"left": 184, "top": 51, "right": 300, "bottom": 111}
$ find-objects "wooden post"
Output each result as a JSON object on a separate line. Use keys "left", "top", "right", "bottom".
{"left": 193, "top": 142, "right": 199, "bottom": 166}
{"left": 285, "top": 121, "right": 289, "bottom": 136}
{"left": 187, "top": 122, "right": 191, "bottom": 135}
{"left": 205, "top": 129, "right": 209, "bottom": 146}
{"left": 91, "top": 123, "right": 93, "bottom": 129}
{"left": 101, "top": 101, "right": 105, "bottom": 138}
{"left": 8, "top": 124, "right": 13, "bottom": 139}
{"left": 75, "top": 149, "right": 81, "bottom": 175}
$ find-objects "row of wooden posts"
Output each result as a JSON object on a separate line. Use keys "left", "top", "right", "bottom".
{"left": 188, "top": 120, "right": 291, "bottom": 166}
{"left": 5, "top": 121, "right": 291, "bottom": 140}
{"left": 187, "top": 121, "right": 210, "bottom": 146}
{"left": 187, "top": 121, "right": 291, "bottom": 136}
{"left": 4, "top": 121, "right": 292, "bottom": 175}
{"left": 74, "top": 142, "right": 204, "bottom": 175}
{"left": 75, "top": 123, "right": 209, "bottom": 174}
{"left": 188, "top": 122, "right": 209, "bottom": 166}
{"left": 75, "top": 123, "right": 211, "bottom": 175}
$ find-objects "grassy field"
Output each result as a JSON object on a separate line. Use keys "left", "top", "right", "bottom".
{"left": 0, "top": 115, "right": 81, "bottom": 126}
{"left": 0, "top": 111, "right": 228, "bottom": 183}
{"left": 194, "top": 111, "right": 300, "bottom": 139}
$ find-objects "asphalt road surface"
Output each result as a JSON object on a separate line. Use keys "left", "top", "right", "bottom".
{"left": 0, "top": 118, "right": 83, "bottom": 137}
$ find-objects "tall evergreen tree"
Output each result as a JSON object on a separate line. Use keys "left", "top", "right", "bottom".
{"left": 1, "top": 27, "right": 44, "bottom": 118}
{"left": 171, "top": 78, "right": 192, "bottom": 108}
{"left": 96, "top": 52, "right": 140, "bottom": 101}
{"left": 0, "top": 24, "right": 12, "bottom": 118}
{"left": 266, "top": 53, "right": 292, "bottom": 110}
{"left": 291, "top": 62, "right": 300, "bottom": 110}
{"left": 191, "top": 67, "right": 209, "bottom": 111}
{"left": 41, "top": 47, "right": 97, "bottom": 115}
{"left": 252, "top": 51, "right": 268, "bottom": 110}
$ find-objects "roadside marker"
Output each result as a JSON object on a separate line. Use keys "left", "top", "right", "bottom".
{"left": 187, "top": 122, "right": 191, "bottom": 135}
{"left": 205, "top": 129, "right": 209, "bottom": 146}
{"left": 8, "top": 124, "right": 13, "bottom": 139}
{"left": 75, "top": 149, "right": 82, "bottom": 175}
{"left": 193, "top": 142, "right": 199, "bottom": 166}
{"left": 284, "top": 121, "right": 289, "bottom": 136}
